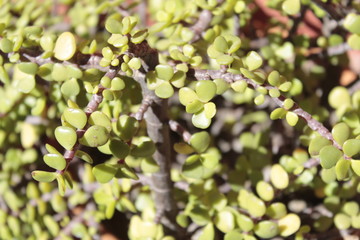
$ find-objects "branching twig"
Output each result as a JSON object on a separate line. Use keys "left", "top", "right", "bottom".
{"left": 169, "top": 120, "right": 192, "bottom": 143}
{"left": 311, "top": 0, "right": 347, "bottom": 21}
{"left": 188, "top": 69, "right": 342, "bottom": 150}
{"left": 131, "top": 96, "right": 154, "bottom": 121}
{"left": 189, "top": 10, "right": 212, "bottom": 43}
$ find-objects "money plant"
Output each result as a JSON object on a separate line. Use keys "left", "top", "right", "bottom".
{"left": 1, "top": 0, "right": 360, "bottom": 239}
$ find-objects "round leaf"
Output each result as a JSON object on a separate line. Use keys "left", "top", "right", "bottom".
{"left": 343, "top": 139, "right": 360, "bottom": 158}
{"left": 44, "top": 154, "right": 66, "bottom": 171}
{"left": 332, "top": 123, "right": 350, "bottom": 146}
{"left": 54, "top": 32, "right": 76, "bottom": 61}
{"left": 55, "top": 126, "right": 77, "bottom": 150}
{"left": 254, "top": 221, "right": 279, "bottom": 239}
{"left": 214, "top": 209, "right": 235, "bottom": 233}
{"left": 196, "top": 80, "right": 217, "bottom": 102}
{"left": 155, "top": 81, "right": 174, "bottom": 99}
{"left": 245, "top": 51, "right": 262, "bottom": 71}
{"left": 80, "top": 125, "right": 109, "bottom": 147}
{"left": 319, "top": 145, "right": 342, "bottom": 169}
{"left": 109, "top": 139, "right": 130, "bottom": 159}
{"left": 190, "top": 131, "right": 210, "bottom": 153}
{"left": 31, "top": 171, "right": 57, "bottom": 182}
{"left": 92, "top": 163, "right": 118, "bottom": 183}
{"left": 278, "top": 213, "right": 301, "bottom": 237}
{"left": 270, "top": 164, "right": 289, "bottom": 189}
{"left": 63, "top": 108, "right": 87, "bottom": 129}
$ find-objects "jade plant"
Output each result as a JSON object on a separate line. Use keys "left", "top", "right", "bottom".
{"left": 1, "top": 0, "right": 360, "bottom": 239}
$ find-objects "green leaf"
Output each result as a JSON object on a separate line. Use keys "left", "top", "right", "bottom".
{"left": 214, "top": 78, "right": 230, "bottom": 94}
{"left": 140, "top": 157, "right": 160, "bottom": 173}
{"left": 105, "top": 18, "right": 122, "bottom": 34}
{"left": 236, "top": 214, "right": 254, "bottom": 232}
{"left": 0, "top": 38, "right": 13, "bottom": 53}
{"left": 332, "top": 123, "right": 350, "bottom": 146}
{"left": 343, "top": 201, "right": 359, "bottom": 217}
{"left": 282, "top": 0, "right": 300, "bottom": 15}
{"left": 196, "top": 80, "right": 217, "bottom": 102}
{"left": 31, "top": 171, "right": 56, "bottom": 182}
{"left": 214, "top": 36, "right": 229, "bottom": 53}
{"left": 270, "top": 108, "right": 287, "bottom": 120}
{"left": 46, "top": 144, "right": 62, "bottom": 155}
{"left": 186, "top": 99, "right": 204, "bottom": 114}
{"left": 44, "top": 154, "right": 66, "bottom": 171}
{"left": 214, "top": 209, "right": 235, "bottom": 233}
{"left": 286, "top": 111, "right": 298, "bottom": 126}
{"left": 61, "top": 78, "right": 80, "bottom": 97}
{"left": 278, "top": 214, "right": 301, "bottom": 237}
{"left": 155, "top": 65, "right": 174, "bottom": 81}
{"left": 190, "top": 131, "right": 211, "bottom": 153}
{"left": 110, "top": 139, "right": 130, "bottom": 159}
{"left": 308, "top": 136, "right": 331, "bottom": 156}
{"left": 88, "top": 111, "right": 112, "bottom": 132}
{"left": 56, "top": 174, "right": 66, "bottom": 196}
{"left": 128, "top": 58, "right": 142, "bottom": 70}
{"left": 351, "top": 160, "right": 360, "bottom": 176}
{"left": 231, "top": 81, "right": 247, "bottom": 93}
{"left": 54, "top": 32, "right": 76, "bottom": 61}
{"left": 343, "top": 139, "right": 360, "bottom": 158}
{"left": 256, "top": 181, "right": 274, "bottom": 201}
{"left": 111, "top": 77, "right": 126, "bottom": 91}
{"left": 254, "top": 221, "right": 279, "bottom": 239}
{"left": 18, "top": 63, "right": 38, "bottom": 75}
{"left": 92, "top": 163, "right": 118, "bottom": 183}
{"left": 16, "top": 74, "right": 35, "bottom": 93}
{"left": 192, "top": 110, "right": 211, "bottom": 129}
{"left": 267, "top": 70, "right": 281, "bottom": 86}
{"left": 328, "top": 86, "right": 351, "bottom": 109}
{"left": 182, "top": 156, "right": 205, "bottom": 179}
{"left": 247, "top": 194, "right": 266, "bottom": 217}
{"left": 245, "top": 51, "right": 263, "bottom": 71}
{"left": 43, "top": 215, "right": 60, "bottom": 237}
{"left": 55, "top": 126, "right": 77, "bottom": 150}
{"left": 155, "top": 81, "right": 174, "bottom": 99}
{"left": 63, "top": 108, "right": 87, "bottom": 129}
{"left": 170, "top": 71, "right": 186, "bottom": 88}
{"left": 319, "top": 145, "right": 342, "bottom": 169}
{"left": 334, "top": 213, "right": 351, "bottom": 230}
{"left": 216, "top": 54, "right": 234, "bottom": 65}
{"left": 116, "top": 163, "right": 139, "bottom": 180}
{"left": 200, "top": 153, "right": 219, "bottom": 169}
{"left": 179, "top": 87, "right": 198, "bottom": 106}
{"left": 335, "top": 158, "right": 351, "bottom": 180}
{"left": 75, "top": 150, "right": 93, "bottom": 164}
{"left": 198, "top": 223, "right": 215, "bottom": 240}
{"left": 270, "top": 164, "right": 289, "bottom": 189}
{"left": 80, "top": 125, "right": 109, "bottom": 147}
{"left": 131, "top": 140, "right": 156, "bottom": 158}
{"left": 116, "top": 115, "right": 139, "bottom": 142}
{"left": 204, "top": 102, "right": 216, "bottom": 119}
{"left": 348, "top": 34, "right": 360, "bottom": 50}
{"left": 343, "top": 13, "right": 360, "bottom": 34}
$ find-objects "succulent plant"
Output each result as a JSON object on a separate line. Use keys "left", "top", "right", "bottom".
{"left": 1, "top": 0, "right": 360, "bottom": 239}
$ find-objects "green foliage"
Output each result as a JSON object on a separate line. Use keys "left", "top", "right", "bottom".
{"left": 0, "top": 0, "right": 360, "bottom": 239}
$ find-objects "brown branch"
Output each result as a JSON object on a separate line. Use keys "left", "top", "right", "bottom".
{"left": 132, "top": 69, "right": 184, "bottom": 238}
{"left": 311, "top": 0, "right": 347, "bottom": 21}
{"left": 131, "top": 95, "right": 154, "bottom": 121}
{"left": 188, "top": 69, "right": 342, "bottom": 150}
{"left": 60, "top": 68, "right": 119, "bottom": 174}
{"left": 169, "top": 120, "right": 192, "bottom": 143}
{"left": 189, "top": 10, "right": 212, "bottom": 43}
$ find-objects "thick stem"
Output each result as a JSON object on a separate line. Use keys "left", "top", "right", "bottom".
{"left": 133, "top": 70, "right": 184, "bottom": 238}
